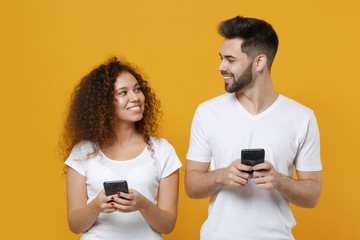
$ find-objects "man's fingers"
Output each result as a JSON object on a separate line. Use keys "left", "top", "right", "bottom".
{"left": 256, "top": 182, "right": 272, "bottom": 190}
{"left": 235, "top": 162, "right": 253, "bottom": 172}
{"left": 254, "top": 160, "right": 273, "bottom": 171}
{"left": 227, "top": 172, "right": 251, "bottom": 187}
{"left": 253, "top": 175, "right": 266, "bottom": 184}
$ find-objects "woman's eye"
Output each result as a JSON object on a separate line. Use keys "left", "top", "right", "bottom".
{"left": 135, "top": 88, "right": 141, "bottom": 92}
{"left": 118, "top": 91, "right": 127, "bottom": 96}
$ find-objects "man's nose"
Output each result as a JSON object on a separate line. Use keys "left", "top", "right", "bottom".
{"left": 218, "top": 60, "right": 227, "bottom": 72}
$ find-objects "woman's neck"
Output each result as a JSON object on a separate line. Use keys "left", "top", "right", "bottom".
{"left": 113, "top": 122, "right": 143, "bottom": 147}
{"left": 101, "top": 121, "right": 147, "bottom": 161}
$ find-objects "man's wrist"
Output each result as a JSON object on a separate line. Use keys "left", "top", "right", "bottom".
{"left": 275, "top": 172, "right": 286, "bottom": 192}
{"left": 214, "top": 168, "right": 225, "bottom": 186}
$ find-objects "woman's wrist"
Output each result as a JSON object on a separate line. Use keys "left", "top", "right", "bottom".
{"left": 138, "top": 197, "right": 152, "bottom": 213}
{"left": 88, "top": 198, "right": 102, "bottom": 215}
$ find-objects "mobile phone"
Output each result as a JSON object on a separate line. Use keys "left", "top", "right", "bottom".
{"left": 241, "top": 148, "right": 265, "bottom": 174}
{"left": 103, "top": 180, "right": 129, "bottom": 201}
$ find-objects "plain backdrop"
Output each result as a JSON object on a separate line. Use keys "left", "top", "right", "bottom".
{"left": 0, "top": 0, "right": 359, "bottom": 239}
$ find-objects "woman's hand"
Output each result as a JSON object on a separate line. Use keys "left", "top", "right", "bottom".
{"left": 67, "top": 167, "right": 118, "bottom": 234}
{"left": 91, "top": 189, "right": 118, "bottom": 214}
{"left": 111, "top": 189, "right": 150, "bottom": 213}
{"left": 107, "top": 171, "right": 179, "bottom": 234}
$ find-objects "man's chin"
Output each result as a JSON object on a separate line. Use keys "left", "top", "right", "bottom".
{"left": 225, "top": 83, "right": 235, "bottom": 93}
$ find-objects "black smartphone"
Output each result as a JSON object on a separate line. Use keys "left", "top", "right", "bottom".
{"left": 103, "top": 180, "right": 129, "bottom": 201}
{"left": 241, "top": 148, "right": 265, "bottom": 174}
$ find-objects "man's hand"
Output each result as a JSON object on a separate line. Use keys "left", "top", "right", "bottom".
{"left": 219, "top": 159, "right": 253, "bottom": 188}
{"left": 185, "top": 159, "right": 253, "bottom": 199}
{"left": 252, "top": 160, "right": 280, "bottom": 191}
{"left": 252, "top": 160, "right": 322, "bottom": 208}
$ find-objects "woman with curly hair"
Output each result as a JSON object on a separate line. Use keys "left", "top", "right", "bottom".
{"left": 61, "top": 57, "right": 181, "bottom": 240}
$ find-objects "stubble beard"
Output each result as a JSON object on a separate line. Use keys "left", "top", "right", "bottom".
{"left": 225, "top": 63, "right": 253, "bottom": 93}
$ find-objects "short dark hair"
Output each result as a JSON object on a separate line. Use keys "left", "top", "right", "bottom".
{"left": 218, "top": 16, "right": 279, "bottom": 69}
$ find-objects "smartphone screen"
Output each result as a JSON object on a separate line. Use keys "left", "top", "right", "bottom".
{"left": 241, "top": 148, "right": 265, "bottom": 174}
{"left": 103, "top": 180, "right": 129, "bottom": 196}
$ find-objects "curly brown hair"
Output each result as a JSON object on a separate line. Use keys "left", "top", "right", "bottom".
{"left": 60, "top": 57, "right": 161, "bottom": 163}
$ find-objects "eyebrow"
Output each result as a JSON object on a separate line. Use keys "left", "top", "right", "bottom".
{"left": 115, "top": 83, "right": 140, "bottom": 92}
{"left": 219, "top": 53, "right": 238, "bottom": 59}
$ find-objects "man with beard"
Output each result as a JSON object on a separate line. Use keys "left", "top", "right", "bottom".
{"left": 185, "top": 16, "right": 322, "bottom": 240}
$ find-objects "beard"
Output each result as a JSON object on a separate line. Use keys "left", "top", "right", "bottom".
{"left": 224, "top": 63, "right": 253, "bottom": 93}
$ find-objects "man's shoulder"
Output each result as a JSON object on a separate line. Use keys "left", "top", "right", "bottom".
{"left": 193, "top": 93, "right": 234, "bottom": 117}
{"left": 279, "top": 94, "right": 314, "bottom": 117}
{"left": 199, "top": 93, "right": 233, "bottom": 108}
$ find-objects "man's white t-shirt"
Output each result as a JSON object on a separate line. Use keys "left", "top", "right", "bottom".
{"left": 65, "top": 137, "right": 182, "bottom": 240}
{"left": 187, "top": 93, "right": 322, "bottom": 240}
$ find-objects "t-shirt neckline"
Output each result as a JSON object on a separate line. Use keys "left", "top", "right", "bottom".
{"left": 232, "top": 93, "right": 283, "bottom": 120}
{"left": 99, "top": 145, "right": 148, "bottom": 163}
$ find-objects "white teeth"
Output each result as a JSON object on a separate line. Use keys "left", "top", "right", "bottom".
{"left": 129, "top": 106, "right": 140, "bottom": 111}
{"left": 224, "top": 77, "right": 231, "bottom": 79}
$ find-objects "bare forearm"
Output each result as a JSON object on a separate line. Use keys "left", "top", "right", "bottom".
{"left": 139, "top": 199, "right": 177, "bottom": 234}
{"left": 277, "top": 174, "right": 322, "bottom": 208}
{"left": 185, "top": 168, "right": 224, "bottom": 199}
{"left": 67, "top": 200, "right": 100, "bottom": 234}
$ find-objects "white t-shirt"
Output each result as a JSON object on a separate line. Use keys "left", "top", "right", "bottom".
{"left": 65, "top": 137, "right": 182, "bottom": 240}
{"left": 187, "top": 93, "right": 322, "bottom": 240}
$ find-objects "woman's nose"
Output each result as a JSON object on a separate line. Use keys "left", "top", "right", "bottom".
{"left": 129, "top": 91, "right": 139, "bottom": 102}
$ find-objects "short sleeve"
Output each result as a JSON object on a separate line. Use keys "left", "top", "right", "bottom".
{"left": 186, "top": 105, "right": 212, "bottom": 162}
{"left": 157, "top": 139, "right": 182, "bottom": 178}
{"left": 294, "top": 113, "right": 322, "bottom": 171}
{"left": 64, "top": 141, "right": 94, "bottom": 176}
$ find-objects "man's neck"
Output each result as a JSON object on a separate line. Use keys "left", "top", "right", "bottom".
{"left": 235, "top": 77, "right": 279, "bottom": 115}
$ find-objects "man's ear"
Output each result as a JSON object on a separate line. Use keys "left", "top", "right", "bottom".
{"left": 254, "top": 54, "right": 267, "bottom": 72}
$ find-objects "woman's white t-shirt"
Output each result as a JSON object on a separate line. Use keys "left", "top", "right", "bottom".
{"left": 65, "top": 137, "right": 182, "bottom": 240}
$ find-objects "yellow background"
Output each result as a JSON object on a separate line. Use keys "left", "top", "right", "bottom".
{"left": 1, "top": 0, "right": 359, "bottom": 239}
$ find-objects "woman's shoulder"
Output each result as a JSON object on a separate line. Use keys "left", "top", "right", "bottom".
{"left": 150, "top": 136, "right": 170, "bottom": 147}
{"left": 150, "top": 137, "right": 176, "bottom": 154}
{"left": 149, "top": 137, "right": 182, "bottom": 176}
{"left": 69, "top": 140, "right": 97, "bottom": 160}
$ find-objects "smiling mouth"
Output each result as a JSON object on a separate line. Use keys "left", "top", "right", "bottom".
{"left": 223, "top": 76, "right": 232, "bottom": 83}
{"left": 221, "top": 71, "right": 233, "bottom": 82}
{"left": 127, "top": 106, "right": 141, "bottom": 112}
